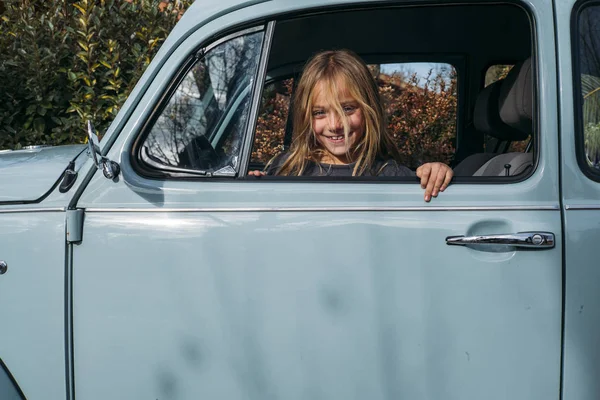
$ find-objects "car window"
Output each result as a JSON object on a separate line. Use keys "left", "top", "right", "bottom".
{"left": 575, "top": 4, "right": 600, "bottom": 174}
{"left": 250, "top": 62, "right": 457, "bottom": 171}
{"left": 135, "top": 4, "right": 532, "bottom": 180}
{"left": 138, "top": 29, "right": 264, "bottom": 175}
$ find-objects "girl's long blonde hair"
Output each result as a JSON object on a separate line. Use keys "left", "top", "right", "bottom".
{"left": 275, "top": 49, "right": 400, "bottom": 176}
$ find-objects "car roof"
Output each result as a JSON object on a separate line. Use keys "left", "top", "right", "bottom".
{"left": 177, "top": 0, "right": 530, "bottom": 69}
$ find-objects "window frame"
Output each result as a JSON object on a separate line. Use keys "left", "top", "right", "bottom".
{"left": 130, "top": 24, "right": 270, "bottom": 179}
{"left": 129, "top": 3, "right": 537, "bottom": 184}
{"left": 571, "top": 0, "right": 600, "bottom": 182}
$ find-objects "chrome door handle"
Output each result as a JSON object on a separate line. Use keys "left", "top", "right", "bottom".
{"left": 446, "top": 232, "right": 555, "bottom": 248}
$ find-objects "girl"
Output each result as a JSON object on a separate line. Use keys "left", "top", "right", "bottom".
{"left": 249, "top": 49, "right": 453, "bottom": 202}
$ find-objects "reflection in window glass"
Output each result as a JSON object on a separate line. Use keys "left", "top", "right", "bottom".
{"left": 142, "top": 31, "right": 264, "bottom": 173}
{"left": 485, "top": 64, "right": 513, "bottom": 87}
{"left": 579, "top": 6, "right": 600, "bottom": 168}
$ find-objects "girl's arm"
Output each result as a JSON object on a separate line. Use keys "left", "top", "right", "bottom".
{"left": 248, "top": 152, "right": 289, "bottom": 177}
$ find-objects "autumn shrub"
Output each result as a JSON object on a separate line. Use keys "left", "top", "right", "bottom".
{"left": 252, "top": 79, "right": 292, "bottom": 164}
{"left": 382, "top": 70, "right": 457, "bottom": 166}
{"left": 0, "top": 0, "right": 192, "bottom": 150}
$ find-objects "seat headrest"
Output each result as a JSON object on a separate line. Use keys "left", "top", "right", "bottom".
{"left": 498, "top": 58, "right": 533, "bottom": 135}
{"left": 474, "top": 80, "right": 529, "bottom": 141}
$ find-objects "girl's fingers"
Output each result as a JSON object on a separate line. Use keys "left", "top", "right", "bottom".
{"left": 432, "top": 166, "right": 446, "bottom": 197}
{"left": 424, "top": 165, "right": 438, "bottom": 202}
{"left": 418, "top": 164, "right": 431, "bottom": 189}
{"left": 419, "top": 163, "right": 453, "bottom": 201}
{"left": 440, "top": 169, "right": 453, "bottom": 191}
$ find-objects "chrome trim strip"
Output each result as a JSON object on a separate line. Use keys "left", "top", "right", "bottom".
{"left": 565, "top": 205, "right": 600, "bottom": 210}
{"left": 85, "top": 205, "right": 560, "bottom": 213}
{"left": 0, "top": 207, "right": 65, "bottom": 213}
{"left": 239, "top": 21, "right": 275, "bottom": 177}
{"left": 204, "top": 25, "right": 264, "bottom": 54}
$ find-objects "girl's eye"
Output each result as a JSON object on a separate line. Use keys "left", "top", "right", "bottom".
{"left": 312, "top": 110, "right": 326, "bottom": 117}
{"left": 343, "top": 105, "right": 357, "bottom": 114}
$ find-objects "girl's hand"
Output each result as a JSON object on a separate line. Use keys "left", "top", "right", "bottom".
{"left": 248, "top": 170, "right": 266, "bottom": 177}
{"left": 416, "top": 162, "right": 453, "bottom": 202}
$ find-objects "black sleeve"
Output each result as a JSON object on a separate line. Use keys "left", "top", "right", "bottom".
{"left": 264, "top": 152, "right": 290, "bottom": 175}
{"left": 376, "top": 160, "right": 415, "bottom": 177}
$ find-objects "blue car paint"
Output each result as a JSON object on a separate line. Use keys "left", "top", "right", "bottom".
{"left": 0, "top": 145, "right": 85, "bottom": 203}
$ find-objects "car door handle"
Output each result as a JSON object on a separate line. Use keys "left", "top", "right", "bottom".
{"left": 446, "top": 232, "right": 555, "bottom": 248}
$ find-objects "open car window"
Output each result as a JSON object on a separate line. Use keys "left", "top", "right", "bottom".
{"left": 251, "top": 63, "right": 457, "bottom": 172}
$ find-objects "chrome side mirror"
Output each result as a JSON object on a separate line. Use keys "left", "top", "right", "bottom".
{"left": 87, "top": 121, "right": 120, "bottom": 180}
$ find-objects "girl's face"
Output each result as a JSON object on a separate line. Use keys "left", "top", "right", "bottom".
{"left": 311, "top": 80, "right": 365, "bottom": 164}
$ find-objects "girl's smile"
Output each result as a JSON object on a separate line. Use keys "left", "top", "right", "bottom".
{"left": 311, "top": 81, "right": 365, "bottom": 164}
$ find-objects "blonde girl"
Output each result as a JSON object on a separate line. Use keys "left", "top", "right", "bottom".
{"left": 249, "top": 49, "right": 453, "bottom": 202}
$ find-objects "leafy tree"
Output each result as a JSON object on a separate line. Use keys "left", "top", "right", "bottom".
{"left": 0, "top": 0, "right": 192, "bottom": 150}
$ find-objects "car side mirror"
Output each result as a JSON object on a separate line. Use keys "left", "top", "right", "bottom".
{"left": 87, "top": 120, "right": 120, "bottom": 180}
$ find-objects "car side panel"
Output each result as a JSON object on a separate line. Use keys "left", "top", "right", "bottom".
{"left": 0, "top": 211, "right": 66, "bottom": 400}
{"left": 73, "top": 210, "right": 561, "bottom": 400}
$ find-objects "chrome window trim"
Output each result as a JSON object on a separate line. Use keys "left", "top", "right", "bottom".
{"left": 84, "top": 205, "right": 560, "bottom": 213}
{"left": 239, "top": 20, "right": 275, "bottom": 177}
{"left": 0, "top": 207, "right": 65, "bottom": 214}
{"left": 565, "top": 205, "right": 600, "bottom": 210}
{"left": 203, "top": 25, "right": 265, "bottom": 54}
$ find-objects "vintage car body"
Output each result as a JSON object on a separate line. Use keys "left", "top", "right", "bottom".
{"left": 0, "top": 0, "right": 599, "bottom": 399}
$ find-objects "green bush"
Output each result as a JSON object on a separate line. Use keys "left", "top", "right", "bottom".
{"left": 0, "top": 0, "right": 192, "bottom": 150}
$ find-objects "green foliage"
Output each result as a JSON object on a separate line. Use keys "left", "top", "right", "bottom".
{"left": 0, "top": 0, "right": 192, "bottom": 150}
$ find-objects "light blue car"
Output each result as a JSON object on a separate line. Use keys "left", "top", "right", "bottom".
{"left": 1, "top": 0, "right": 599, "bottom": 399}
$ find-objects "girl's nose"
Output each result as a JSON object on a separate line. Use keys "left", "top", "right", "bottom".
{"left": 328, "top": 113, "right": 343, "bottom": 131}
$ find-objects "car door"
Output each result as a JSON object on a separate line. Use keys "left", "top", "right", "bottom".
{"left": 71, "top": 2, "right": 562, "bottom": 399}
{"left": 556, "top": 1, "right": 600, "bottom": 399}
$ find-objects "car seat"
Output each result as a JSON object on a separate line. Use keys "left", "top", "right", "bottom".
{"left": 454, "top": 58, "right": 533, "bottom": 176}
